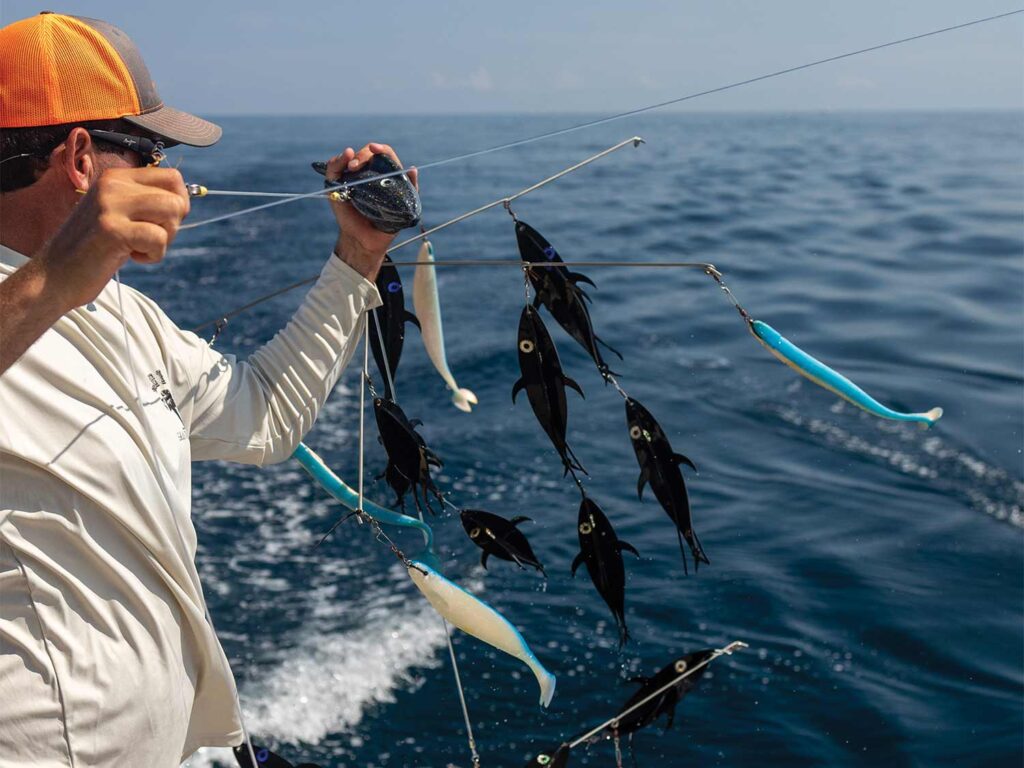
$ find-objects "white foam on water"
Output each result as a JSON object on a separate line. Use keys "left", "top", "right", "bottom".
{"left": 182, "top": 565, "right": 488, "bottom": 767}
{"left": 240, "top": 584, "right": 449, "bottom": 742}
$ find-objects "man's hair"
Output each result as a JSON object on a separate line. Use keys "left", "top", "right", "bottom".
{"left": 0, "top": 118, "right": 141, "bottom": 193}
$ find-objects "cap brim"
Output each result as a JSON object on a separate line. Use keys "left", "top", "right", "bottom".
{"left": 123, "top": 105, "right": 221, "bottom": 147}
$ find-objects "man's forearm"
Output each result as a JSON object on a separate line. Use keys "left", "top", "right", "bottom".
{"left": 0, "top": 261, "right": 66, "bottom": 376}
{"left": 186, "top": 254, "right": 382, "bottom": 465}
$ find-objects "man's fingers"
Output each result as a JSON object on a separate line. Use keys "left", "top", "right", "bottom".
{"left": 118, "top": 189, "right": 189, "bottom": 238}
{"left": 325, "top": 147, "right": 356, "bottom": 182}
{"left": 95, "top": 168, "right": 191, "bottom": 221}
{"left": 122, "top": 221, "right": 170, "bottom": 264}
{"left": 347, "top": 145, "right": 376, "bottom": 170}
{"left": 115, "top": 167, "right": 190, "bottom": 198}
{"left": 368, "top": 142, "right": 397, "bottom": 162}
{"left": 119, "top": 188, "right": 187, "bottom": 256}
{"left": 329, "top": 142, "right": 406, "bottom": 177}
{"left": 325, "top": 142, "right": 413, "bottom": 195}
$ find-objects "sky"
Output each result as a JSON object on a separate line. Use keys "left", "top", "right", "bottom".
{"left": 2, "top": 1, "right": 1022, "bottom": 116}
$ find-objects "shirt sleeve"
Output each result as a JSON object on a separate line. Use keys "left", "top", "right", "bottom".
{"left": 166, "top": 255, "right": 382, "bottom": 466}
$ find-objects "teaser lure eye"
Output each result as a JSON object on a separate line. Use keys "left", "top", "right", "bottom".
{"left": 387, "top": 281, "right": 402, "bottom": 293}
{"left": 579, "top": 521, "right": 592, "bottom": 534}
{"left": 537, "top": 756, "right": 551, "bottom": 765}
{"left": 380, "top": 178, "right": 394, "bottom": 187}
{"left": 629, "top": 425, "right": 642, "bottom": 439}
{"left": 675, "top": 659, "right": 688, "bottom": 673}
{"left": 256, "top": 748, "right": 269, "bottom": 763}
{"left": 519, "top": 340, "right": 535, "bottom": 353}
{"left": 470, "top": 527, "right": 481, "bottom": 538}
{"left": 543, "top": 245, "right": 557, "bottom": 260}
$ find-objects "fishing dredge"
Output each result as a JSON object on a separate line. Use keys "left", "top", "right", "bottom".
{"left": 193, "top": 136, "right": 943, "bottom": 765}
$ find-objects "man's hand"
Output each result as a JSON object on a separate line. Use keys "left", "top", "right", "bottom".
{"left": 0, "top": 167, "right": 189, "bottom": 376}
{"left": 325, "top": 142, "right": 417, "bottom": 280}
{"left": 36, "top": 167, "right": 191, "bottom": 312}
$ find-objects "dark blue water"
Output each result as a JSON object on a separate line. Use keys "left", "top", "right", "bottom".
{"left": 151, "top": 113, "right": 1023, "bottom": 768}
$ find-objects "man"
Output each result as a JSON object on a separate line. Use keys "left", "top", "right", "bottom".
{"left": 0, "top": 12, "right": 413, "bottom": 766}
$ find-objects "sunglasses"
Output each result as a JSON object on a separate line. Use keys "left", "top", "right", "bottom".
{"left": 0, "top": 129, "right": 166, "bottom": 171}
{"left": 86, "top": 129, "right": 166, "bottom": 166}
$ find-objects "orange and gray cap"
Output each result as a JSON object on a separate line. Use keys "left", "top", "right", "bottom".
{"left": 0, "top": 12, "right": 220, "bottom": 146}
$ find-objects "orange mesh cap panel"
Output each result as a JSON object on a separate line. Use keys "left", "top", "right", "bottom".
{"left": 0, "top": 13, "right": 140, "bottom": 128}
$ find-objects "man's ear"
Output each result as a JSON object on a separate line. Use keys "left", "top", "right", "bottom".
{"left": 57, "top": 127, "right": 97, "bottom": 192}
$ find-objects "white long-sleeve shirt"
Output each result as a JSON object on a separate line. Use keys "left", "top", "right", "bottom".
{"left": 0, "top": 244, "right": 380, "bottom": 765}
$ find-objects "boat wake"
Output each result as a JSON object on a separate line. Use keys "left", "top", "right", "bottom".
{"left": 182, "top": 563, "right": 481, "bottom": 767}
{"left": 773, "top": 401, "right": 1024, "bottom": 528}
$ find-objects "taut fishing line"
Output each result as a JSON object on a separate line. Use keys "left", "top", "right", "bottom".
{"left": 185, "top": 8, "right": 1022, "bottom": 331}
{"left": 178, "top": 9, "right": 1021, "bottom": 232}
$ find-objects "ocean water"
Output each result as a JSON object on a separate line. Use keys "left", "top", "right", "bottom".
{"left": 135, "top": 112, "right": 1024, "bottom": 768}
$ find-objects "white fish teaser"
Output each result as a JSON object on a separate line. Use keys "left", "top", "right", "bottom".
{"left": 412, "top": 239, "right": 479, "bottom": 413}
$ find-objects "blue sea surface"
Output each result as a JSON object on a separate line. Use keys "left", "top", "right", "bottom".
{"left": 145, "top": 112, "right": 1024, "bottom": 768}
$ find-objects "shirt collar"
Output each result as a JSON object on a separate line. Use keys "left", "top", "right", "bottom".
{"left": 0, "top": 244, "right": 29, "bottom": 269}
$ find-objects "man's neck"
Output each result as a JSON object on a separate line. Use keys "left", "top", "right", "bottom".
{"left": 0, "top": 223, "right": 44, "bottom": 258}
{"left": 0, "top": 179, "right": 73, "bottom": 258}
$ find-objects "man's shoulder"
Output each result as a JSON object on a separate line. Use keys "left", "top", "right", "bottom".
{"left": 113, "top": 278, "right": 191, "bottom": 338}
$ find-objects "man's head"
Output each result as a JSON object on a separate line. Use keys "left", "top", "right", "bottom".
{"left": 0, "top": 12, "right": 219, "bottom": 250}
{"left": 0, "top": 12, "right": 220, "bottom": 189}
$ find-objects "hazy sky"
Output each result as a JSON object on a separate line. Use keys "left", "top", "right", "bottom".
{"left": 3, "top": 1, "right": 1022, "bottom": 115}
